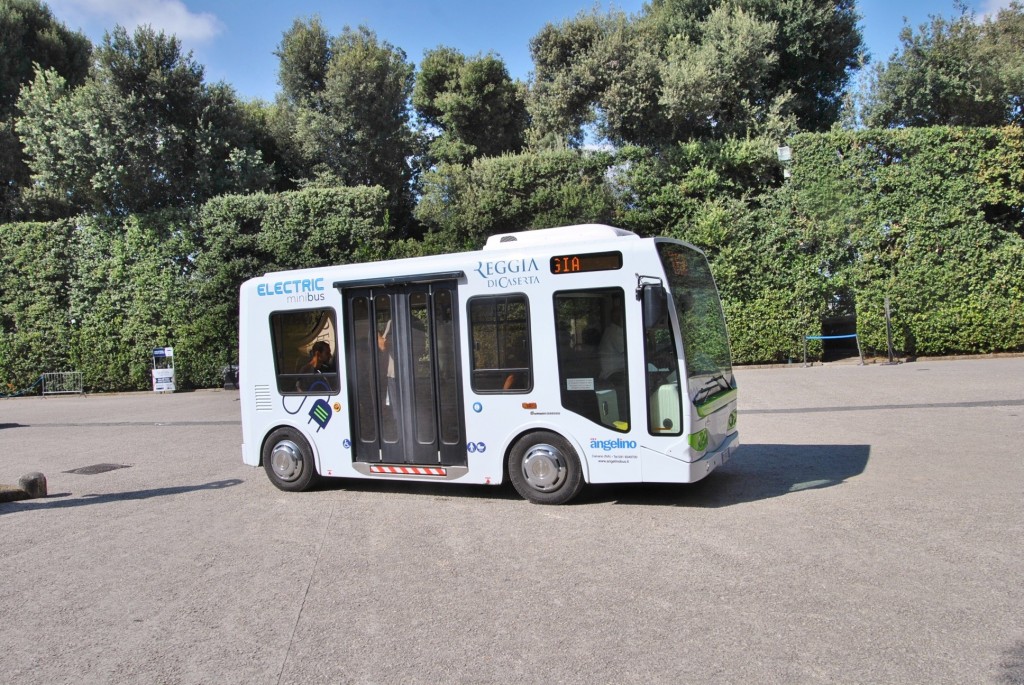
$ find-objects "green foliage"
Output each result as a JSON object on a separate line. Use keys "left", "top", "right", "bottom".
{"left": 275, "top": 23, "right": 415, "bottom": 227}
{"left": 0, "top": 119, "right": 25, "bottom": 221}
{"left": 16, "top": 26, "right": 275, "bottom": 216}
{"left": 0, "top": 0, "right": 91, "bottom": 221}
{"left": 644, "top": 0, "right": 863, "bottom": 131}
{"left": 528, "top": 0, "right": 862, "bottom": 147}
{"left": 0, "top": 218, "right": 76, "bottom": 390}
{"left": 69, "top": 210, "right": 197, "bottom": 391}
{"left": 657, "top": 5, "right": 792, "bottom": 141}
{"left": 864, "top": 3, "right": 1024, "bottom": 128}
{"left": 1, "top": 118, "right": 1021, "bottom": 387}
{"left": 275, "top": 15, "right": 332, "bottom": 106}
{"left": 785, "top": 126, "right": 1024, "bottom": 358}
{"left": 415, "top": 150, "right": 617, "bottom": 250}
{"left": 198, "top": 185, "right": 391, "bottom": 273}
{"left": 0, "top": 185, "right": 392, "bottom": 391}
{"left": 186, "top": 185, "right": 393, "bottom": 385}
{"left": 614, "top": 138, "right": 779, "bottom": 241}
{"left": 0, "top": 0, "right": 91, "bottom": 117}
{"left": 528, "top": 10, "right": 660, "bottom": 147}
{"left": 413, "top": 47, "right": 528, "bottom": 165}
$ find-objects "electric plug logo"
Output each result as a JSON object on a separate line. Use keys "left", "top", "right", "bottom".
{"left": 308, "top": 399, "right": 332, "bottom": 431}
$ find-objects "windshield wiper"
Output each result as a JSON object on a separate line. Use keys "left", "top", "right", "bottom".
{"left": 692, "top": 373, "right": 732, "bottom": 403}
{"left": 708, "top": 372, "right": 732, "bottom": 392}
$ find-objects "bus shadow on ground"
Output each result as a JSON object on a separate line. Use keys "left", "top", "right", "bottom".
{"left": 588, "top": 443, "right": 870, "bottom": 507}
{"left": 314, "top": 443, "right": 869, "bottom": 508}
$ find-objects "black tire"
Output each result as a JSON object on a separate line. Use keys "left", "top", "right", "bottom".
{"left": 262, "top": 427, "right": 319, "bottom": 492}
{"left": 508, "top": 431, "right": 584, "bottom": 505}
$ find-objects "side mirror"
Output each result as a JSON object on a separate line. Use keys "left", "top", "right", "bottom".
{"left": 641, "top": 284, "right": 668, "bottom": 325}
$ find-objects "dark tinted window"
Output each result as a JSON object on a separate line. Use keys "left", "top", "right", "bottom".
{"left": 270, "top": 308, "right": 340, "bottom": 395}
{"left": 468, "top": 295, "right": 532, "bottom": 393}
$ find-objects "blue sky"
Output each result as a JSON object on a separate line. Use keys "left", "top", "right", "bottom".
{"left": 46, "top": 0, "right": 1014, "bottom": 102}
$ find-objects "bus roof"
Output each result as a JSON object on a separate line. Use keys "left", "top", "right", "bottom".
{"left": 483, "top": 224, "right": 637, "bottom": 250}
{"left": 248, "top": 224, "right": 645, "bottom": 283}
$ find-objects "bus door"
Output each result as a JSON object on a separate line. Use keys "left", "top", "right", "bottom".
{"left": 342, "top": 281, "right": 466, "bottom": 466}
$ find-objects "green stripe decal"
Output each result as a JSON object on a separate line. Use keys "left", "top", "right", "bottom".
{"left": 695, "top": 388, "right": 738, "bottom": 418}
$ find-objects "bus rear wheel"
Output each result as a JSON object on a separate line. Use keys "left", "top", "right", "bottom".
{"left": 509, "top": 431, "right": 584, "bottom": 505}
{"left": 262, "top": 427, "right": 319, "bottom": 492}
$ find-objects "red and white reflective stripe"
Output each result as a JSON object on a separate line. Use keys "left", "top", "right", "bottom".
{"left": 369, "top": 465, "right": 447, "bottom": 476}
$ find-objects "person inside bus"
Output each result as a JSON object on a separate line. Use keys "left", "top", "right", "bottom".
{"left": 300, "top": 341, "right": 334, "bottom": 374}
{"left": 295, "top": 340, "right": 334, "bottom": 391}
{"left": 598, "top": 302, "right": 629, "bottom": 426}
{"left": 502, "top": 347, "right": 529, "bottom": 391}
{"left": 377, "top": 319, "right": 397, "bottom": 407}
{"left": 599, "top": 304, "right": 625, "bottom": 381}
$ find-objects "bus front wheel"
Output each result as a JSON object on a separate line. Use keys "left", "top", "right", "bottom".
{"left": 508, "top": 431, "right": 584, "bottom": 505}
{"left": 262, "top": 427, "right": 319, "bottom": 492}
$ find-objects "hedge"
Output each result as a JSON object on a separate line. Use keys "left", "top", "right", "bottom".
{"left": 787, "top": 127, "right": 1024, "bottom": 357}
{"left": 0, "top": 186, "right": 392, "bottom": 391}
{"left": 1, "top": 127, "right": 1021, "bottom": 391}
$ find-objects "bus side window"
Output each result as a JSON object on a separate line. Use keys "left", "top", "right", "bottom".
{"left": 468, "top": 294, "right": 532, "bottom": 393}
{"left": 553, "top": 289, "right": 630, "bottom": 432}
{"left": 270, "top": 308, "right": 341, "bottom": 395}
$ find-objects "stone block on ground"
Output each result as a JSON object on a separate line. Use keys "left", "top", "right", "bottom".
{"left": 18, "top": 472, "right": 47, "bottom": 498}
{"left": 0, "top": 484, "right": 31, "bottom": 503}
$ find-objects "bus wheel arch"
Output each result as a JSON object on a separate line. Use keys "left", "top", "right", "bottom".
{"left": 507, "top": 430, "right": 585, "bottom": 505}
{"left": 261, "top": 426, "right": 320, "bottom": 492}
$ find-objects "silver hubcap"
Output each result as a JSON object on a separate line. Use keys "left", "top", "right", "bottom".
{"left": 521, "top": 443, "right": 567, "bottom": 492}
{"left": 270, "top": 440, "right": 303, "bottom": 482}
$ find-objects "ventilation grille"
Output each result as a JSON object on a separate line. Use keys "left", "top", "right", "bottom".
{"left": 254, "top": 385, "right": 273, "bottom": 412}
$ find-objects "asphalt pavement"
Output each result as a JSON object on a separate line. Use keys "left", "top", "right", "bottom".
{"left": 1, "top": 357, "right": 1022, "bottom": 684}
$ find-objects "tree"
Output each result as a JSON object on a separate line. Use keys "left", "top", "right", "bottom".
{"left": 527, "top": 0, "right": 863, "bottom": 146}
{"left": 0, "top": 0, "right": 91, "bottom": 221}
{"left": 16, "top": 25, "right": 275, "bottom": 216}
{"left": 275, "top": 22, "right": 415, "bottom": 224}
{"left": 528, "top": 10, "right": 654, "bottom": 147}
{"left": 413, "top": 47, "right": 528, "bottom": 165}
{"left": 656, "top": 5, "right": 791, "bottom": 141}
{"left": 864, "top": 3, "right": 1024, "bottom": 128}
{"left": 415, "top": 149, "right": 616, "bottom": 251}
{"left": 646, "top": 0, "right": 863, "bottom": 131}
{"left": 275, "top": 15, "right": 332, "bottom": 106}
{"left": 0, "top": 0, "right": 91, "bottom": 117}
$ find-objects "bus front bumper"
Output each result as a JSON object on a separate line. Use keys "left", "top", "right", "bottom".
{"left": 641, "top": 431, "right": 739, "bottom": 483}
{"left": 690, "top": 432, "right": 739, "bottom": 480}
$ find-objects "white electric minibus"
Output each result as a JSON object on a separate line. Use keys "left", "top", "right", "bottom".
{"left": 238, "top": 224, "right": 738, "bottom": 504}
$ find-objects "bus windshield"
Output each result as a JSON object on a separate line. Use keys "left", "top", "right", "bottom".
{"left": 657, "top": 242, "right": 734, "bottom": 403}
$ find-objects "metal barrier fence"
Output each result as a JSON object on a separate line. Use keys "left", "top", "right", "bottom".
{"left": 41, "top": 372, "right": 84, "bottom": 395}
{"left": 803, "top": 334, "right": 865, "bottom": 366}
